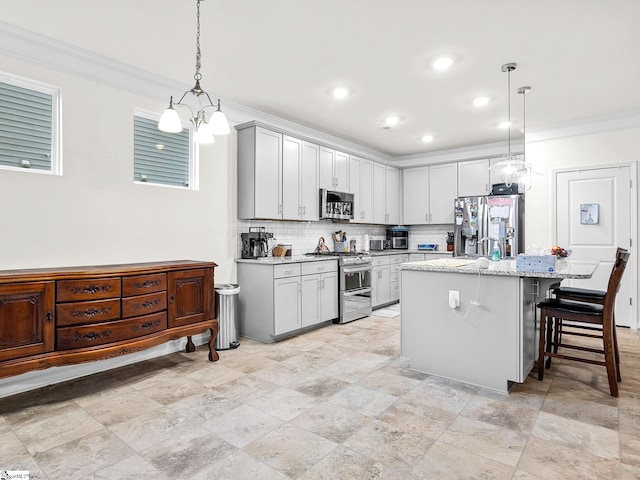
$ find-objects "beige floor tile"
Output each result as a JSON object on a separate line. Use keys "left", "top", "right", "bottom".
{"left": 244, "top": 423, "right": 337, "bottom": 478}
{"left": 620, "top": 463, "right": 640, "bottom": 480}
{"left": 328, "top": 383, "right": 398, "bottom": 416}
{"left": 408, "top": 441, "right": 514, "bottom": 480}
{"left": 290, "top": 401, "right": 373, "bottom": 443}
{"left": 202, "top": 404, "right": 284, "bottom": 448}
{"left": 532, "top": 411, "right": 619, "bottom": 460}
{"left": 343, "top": 418, "right": 435, "bottom": 478}
{"left": 541, "top": 391, "right": 619, "bottom": 430}
{"left": 460, "top": 394, "right": 539, "bottom": 435}
{"left": 210, "top": 374, "right": 279, "bottom": 403}
{"left": 139, "top": 426, "right": 237, "bottom": 478}
{"left": 290, "top": 373, "right": 351, "bottom": 399}
{"left": 247, "top": 386, "right": 321, "bottom": 421}
{"left": 403, "top": 376, "right": 476, "bottom": 414}
{"left": 377, "top": 395, "right": 457, "bottom": 440}
{"left": 108, "top": 406, "right": 188, "bottom": 452}
{"left": 439, "top": 415, "right": 527, "bottom": 467}
{"left": 88, "top": 454, "right": 160, "bottom": 480}
{"left": 192, "top": 450, "right": 290, "bottom": 480}
{"left": 517, "top": 436, "right": 619, "bottom": 480}
{"left": 133, "top": 376, "right": 209, "bottom": 405}
{"left": 34, "top": 429, "right": 134, "bottom": 480}
{"left": 355, "top": 368, "right": 421, "bottom": 396}
{"left": 297, "top": 446, "right": 385, "bottom": 480}
{"left": 83, "top": 390, "right": 163, "bottom": 427}
{"left": 166, "top": 389, "right": 238, "bottom": 423}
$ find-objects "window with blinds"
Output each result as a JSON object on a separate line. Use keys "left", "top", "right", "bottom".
{"left": 0, "top": 77, "right": 59, "bottom": 173}
{"left": 134, "top": 115, "right": 193, "bottom": 188}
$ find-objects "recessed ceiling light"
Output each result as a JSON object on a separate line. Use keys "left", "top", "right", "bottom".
{"left": 498, "top": 121, "right": 511, "bottom": 129}
{"left": 433, "top": 56, "right": 453, "bottom": 70}
{"left": 473, "top": 97, "right": 489, "bottom": 107}
{"left": 155, "top": 144, "right": 165, "bottom": 150}
{"left": 421, "top": 135, "right": 434, "bottom": 143}
{"left": 385, "top": 116, "right": 399, "bottom": 127}
{"left": 332, "top": 87, "right": 349, "bottom": 99}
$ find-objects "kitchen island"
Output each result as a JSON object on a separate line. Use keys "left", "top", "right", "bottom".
{"left": 400, "top": 258, "right": 598, "bottom": 393}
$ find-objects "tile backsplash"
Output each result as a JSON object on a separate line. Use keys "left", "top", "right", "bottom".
{"left": 237, "top": 220, "right": 453, "bottom": 256}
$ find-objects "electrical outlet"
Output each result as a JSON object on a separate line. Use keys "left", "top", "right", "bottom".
{"left": 448, "top": 290, "right": 460, "bottom": 309}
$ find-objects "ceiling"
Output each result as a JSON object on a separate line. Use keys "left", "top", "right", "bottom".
{"left": 3, "top": 0, "right": 640, "bottom": 157}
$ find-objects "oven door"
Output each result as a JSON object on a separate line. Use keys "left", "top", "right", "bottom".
{"left": 341, "top": 265, "right": 372, "bottom": 292}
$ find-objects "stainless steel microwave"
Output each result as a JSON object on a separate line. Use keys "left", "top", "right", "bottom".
{"left": 319, "top": 189, "right": 354, "bottom": 221}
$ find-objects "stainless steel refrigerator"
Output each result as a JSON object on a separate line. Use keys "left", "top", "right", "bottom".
{"left": 453, "top": 194, "right": 525, "bottom": 258}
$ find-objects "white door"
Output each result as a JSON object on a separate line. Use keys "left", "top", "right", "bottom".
{"left": 334, "top": 150, "right": 349, "bottom": 191}
{"left": 274, "top": 277, "right": 301, "bottom": 334}
{"left": 372, "top": 163, "right": 386, "bottom": 224}
{"left": 320, "top": 272, "right": 339, "bottom": 321}
{"left": 429, "top": 163, "right": 458, "bottom": 224}
{"left": 301, "top": 141, "right": 319, "bottom": 221}
{"left": 360, "top": 159, "right": 374, "bottom": 223}
{"left": 301, "top": 274, "right": 321, "bottom": 328}
{"left": 555, "top": 165, "right": 635, "bottom": 327}
{"left": 386, "top": 166, "right": 401, "bottom": 224}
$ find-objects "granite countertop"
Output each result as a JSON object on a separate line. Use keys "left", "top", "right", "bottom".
{"left": 236, "top": 249, "right": 451, "bottom": 264}
{"left": 235, "top": 255, "right": 338, "bottom": 264}
{"left": 400, "top": 258, "right": 599, "bottom": 279}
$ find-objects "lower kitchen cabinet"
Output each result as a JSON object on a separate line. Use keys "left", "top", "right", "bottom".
{"left": 371, "top": 254, "right": 408, "bottom": 309}
{"left": 238, "top": 259, "right": 339, "bottom": 342}
{"left": 0, "top": 261, "right": 219, "bottom": 380}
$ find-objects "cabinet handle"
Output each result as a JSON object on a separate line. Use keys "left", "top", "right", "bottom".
{"left": 303, "top": 206, "right": 306, "bottom": 215}
{"left": 46, "top": 311, "right": 52, "bottom": 323}
{"left": 279, "top": 204, "right": 283, "bottom": 214}
{"left": 169, "top": 296, "right": 175, "bottom": 304}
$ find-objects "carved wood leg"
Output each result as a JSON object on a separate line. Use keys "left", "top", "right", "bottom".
{"left": 185, "top": 335, "right": 196, "bottom": 353}
{"left": 208, "top": 324, "right": 219, "bottom": 362}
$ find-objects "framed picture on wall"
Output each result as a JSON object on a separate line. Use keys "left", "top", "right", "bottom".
{"left": 580, "top": 203, "right": 599, "bottom": 224}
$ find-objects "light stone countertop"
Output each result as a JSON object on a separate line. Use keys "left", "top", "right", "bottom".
{"left": 400, "top": 258, "right": 599, "bottom": 279}
{"left": 235, "top": 249, "right": 451, "bottom": 264}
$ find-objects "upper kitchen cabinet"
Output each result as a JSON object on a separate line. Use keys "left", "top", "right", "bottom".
{"left": 373, "top": 164, "right": 401, "bottom": 225}
{"left": 282, "top": 137, "right": 319, "bottom": 221}
{"left": 349, "top": 155, "right": 373, "bottom": 223}
{"left": 237, "top": 125, "right": 282, "bottom": 219}
{"left": 319, "top": 147, "right": 349, "bottom": 191}
{"left": 458, "top": 159, "right": 490, "bottom": 197}
{"left": 236, "top": 123, "right": 318, "bottom": 221}
{"left": 403, "top": 163, "right": 457, "bottom": 224}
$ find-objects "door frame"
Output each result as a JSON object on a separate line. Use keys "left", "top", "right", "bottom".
{"left": 552, "top": 161, "right": 638, "bottom": 330}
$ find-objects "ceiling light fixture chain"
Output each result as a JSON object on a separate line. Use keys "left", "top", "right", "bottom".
{"left": 157, "top": 0, "right": 230, "bottom": 143}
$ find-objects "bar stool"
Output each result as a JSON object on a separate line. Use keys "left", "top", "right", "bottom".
{"left": 551, "top": 247, "right": 627, "bottom": 379}
{"left": 536, "top": 250, "right": 630, "bottom": 397}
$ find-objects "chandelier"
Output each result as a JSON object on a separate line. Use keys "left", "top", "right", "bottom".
{"left": 158, "top": 0, "right": 230, "bottom": 144}
{"left": 491, "top": 63, "right": 533, "bottom": 191}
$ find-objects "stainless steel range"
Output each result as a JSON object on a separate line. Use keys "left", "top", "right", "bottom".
{"left": 306, "top": 252, "right": 372, "bottom": 324}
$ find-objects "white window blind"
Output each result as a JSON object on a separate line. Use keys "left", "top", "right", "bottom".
{"left": 134, "top": 115, "right": 191, "bottom": 187}
{"left": 0, "top": 80, "right": 55, "bottom": 171}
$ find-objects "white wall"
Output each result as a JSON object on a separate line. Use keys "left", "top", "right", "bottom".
{"left": 524, "top": 127, "right": 639, "bottom": 249}
{"left": 0, "top": 54, "right": 238, "bottom": 284}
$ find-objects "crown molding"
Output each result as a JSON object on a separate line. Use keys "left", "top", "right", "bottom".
{"left": 525, "top": 109, "right": 640, "bottom": 143}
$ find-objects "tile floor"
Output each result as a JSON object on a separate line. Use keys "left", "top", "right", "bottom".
{"left": 1, "top": 315, "right": 639, "bottom": 479}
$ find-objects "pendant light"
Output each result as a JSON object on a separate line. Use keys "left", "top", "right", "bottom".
{"left": 517, "top": 85, "right": 532, "bottom": 191}
{"left": 158, "top": 0, "right": 230, "bottom": 144}
{"left": 491, "top": 63, "right": 533, "bottom": 191}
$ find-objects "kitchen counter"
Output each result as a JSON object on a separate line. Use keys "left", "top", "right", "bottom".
{"left": 400, "top": 259, "right": 598, "bottom": 393}
{"left": 236, "top": 250, "right": 451, "bottom": 264}
{"left": 370, "top": 249, "right": 451, "bottom": 256}
{"left": 401, "top": 257, "right": 597, "bottom": 279}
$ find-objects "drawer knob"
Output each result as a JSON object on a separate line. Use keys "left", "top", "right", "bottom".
{"left": 46, "top": 312, "right": 52, "bottom": 323}
{"left": 169, "top": 296, "right": 175, "bottom": 304}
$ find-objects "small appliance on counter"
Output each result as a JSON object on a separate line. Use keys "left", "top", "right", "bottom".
{"left": 369, "top": 238, "right": 391, "bottom": 251}
{"left": 446, "top": 232, "right": 455, "bottom": 251}
{"left": 386, "top": 226, "right": 409, "bottom": 249}
{"left": 241, "top": 227, "right": 274, "bottom": 259}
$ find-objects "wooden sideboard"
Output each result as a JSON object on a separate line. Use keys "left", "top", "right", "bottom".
{"left": 0, "top": 260, "right": 219, "bottom": 379}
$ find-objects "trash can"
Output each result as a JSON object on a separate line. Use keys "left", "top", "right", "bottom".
{"left": 214, "top": 284, "right": 240, "bottom": 350}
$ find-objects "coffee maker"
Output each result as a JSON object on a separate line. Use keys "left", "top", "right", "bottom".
{"left": 241, "top": 227, "right": 274, "bottom": 259}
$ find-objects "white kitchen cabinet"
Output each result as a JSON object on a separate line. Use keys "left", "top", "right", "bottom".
{"left": 403, "top": 166, "right": 428, "bottom": 224}
{"left": 373, "top": 164, "right": 401, "bottom": 225}
{"left": 458, "top": 159, "right": 490, "bottom": 197}
{"left": 402, "top": 163, "right": 457, "bottom": 225}
{"left": 371, "top": 255, "right": 395, "bottom": 308}
{"left": 319, "top": 147, "right": 349, "bottom": 191}
{"left": 386, "top": 166, "right": 402, "bottom": 224}
{"left": 237, "top": 125, "right": 282, "bottom": 219}
{"left": 349, "top": 155, "right": 374, "bottom": 223}
{"left": 237, "top": 123, "right": 318, "bottom": 221}
{"left": 300, "top": 141, "right": 319, "bottom": 221}
{"left": 274, "top": 276, "right": 301, "bottom": 335}
{"left": 389, "top": 254, "right": 409, "bottom": 302}
{"left": 238, "top": 260, "right": 338, "bottom": 342}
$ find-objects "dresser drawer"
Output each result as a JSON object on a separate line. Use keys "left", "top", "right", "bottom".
{"left": 122, "top": 273, "right": 167, "bottom": 297}
{"left": 57, "top": 311, "right": 167, "bottom": 350}
{"left": 301, "top": 260, "right": 338, "bottom": 275}
{"left": 57, "top": 278, "right": 121, "bottom": 302}
{"left": 121, "top": 291, "right": 167, "bottom": 319}
{"left": 273, "top": 263, "right": 301, "bottom": 279}
{"left": 56, "top": 298, "right": 121, "bottom": 327}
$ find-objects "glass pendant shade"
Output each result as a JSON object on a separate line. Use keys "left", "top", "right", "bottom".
{"left": 158, "top": 102, "right": 183, "bottom": 133}
{"left": 209, "top": 109, "right": 230, "bottom": 135}
{"left": 195, "top": 121, "right": 215, "bottom": 144}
